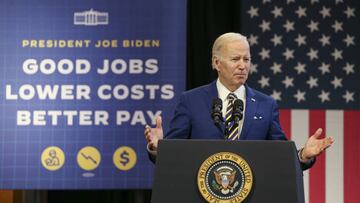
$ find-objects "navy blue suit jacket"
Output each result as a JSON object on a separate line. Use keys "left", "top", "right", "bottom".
{"left": 165, "top": 80, "right": 286, "bottom": 141}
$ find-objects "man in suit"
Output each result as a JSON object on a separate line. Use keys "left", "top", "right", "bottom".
{"left": 145, "top": 32, "right": 333, "bottom": 167}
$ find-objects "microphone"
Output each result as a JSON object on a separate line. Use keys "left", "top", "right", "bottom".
{"left": 232, "top": 99, "right": 244, "bottom": 124}
{"left": 211, "top": 98, "right": 223, "bottom": 125}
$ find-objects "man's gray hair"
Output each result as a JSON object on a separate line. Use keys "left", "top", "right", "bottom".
{"left": 212, "top": 32, "right": 248, "bottom": 57}
{"left": 211, "top": 33, "right": 248, "bottom": 69}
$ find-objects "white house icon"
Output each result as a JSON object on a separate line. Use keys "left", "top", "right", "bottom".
{"left": 74, "top": 9, "right": 109, "bottom": 26}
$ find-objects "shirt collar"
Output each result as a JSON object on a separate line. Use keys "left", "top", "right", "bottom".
{"left": 216, "top": 79, "right": 246, "bottom": 102}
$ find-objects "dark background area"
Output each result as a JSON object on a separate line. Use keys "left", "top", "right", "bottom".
{"left": 186, "top": 0, "right": 241, "bottom": 89}
{"left": 26, "top": 1, "right": 242, "bottom": 202}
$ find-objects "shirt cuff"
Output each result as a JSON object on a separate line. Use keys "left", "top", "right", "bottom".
{"left": 298, "top": 148, "right": 313, "bottom": 164}
{"left": 147, "top": 143, "right": 157, "bottom": 156}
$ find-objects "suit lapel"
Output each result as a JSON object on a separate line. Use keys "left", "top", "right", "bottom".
{"left": 240, "top": 85, "right": 258, "bottom": 139}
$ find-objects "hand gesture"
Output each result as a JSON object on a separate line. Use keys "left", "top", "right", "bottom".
{"left": 144, "top": 116, "right": 164, "bottom": 151}
{"left": 301, "top": 128, "right": 334, "bottom": 161}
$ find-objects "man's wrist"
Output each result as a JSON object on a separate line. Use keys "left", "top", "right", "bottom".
{"left": 299, "top": 148, "right": 311, "bottom": 163}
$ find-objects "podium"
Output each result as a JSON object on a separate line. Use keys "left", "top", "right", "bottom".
{"left": 151, "top": 140, "right": 304, "bottom": 203}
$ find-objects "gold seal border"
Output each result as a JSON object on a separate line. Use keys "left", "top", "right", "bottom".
{"left": 197, "top": 152, "right": 253, "bottom": 203}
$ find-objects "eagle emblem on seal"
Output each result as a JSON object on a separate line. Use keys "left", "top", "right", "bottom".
{"left": 213, "top": 166, "right": 239, "bottom": 195}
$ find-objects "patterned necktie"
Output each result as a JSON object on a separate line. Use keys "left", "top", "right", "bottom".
{"left": 225, "top": 93, "right": 239, "bottom": 140}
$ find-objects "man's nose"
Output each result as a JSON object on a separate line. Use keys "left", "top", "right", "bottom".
{"left": 237, "top": 61, "right": 246, "bottom": 69}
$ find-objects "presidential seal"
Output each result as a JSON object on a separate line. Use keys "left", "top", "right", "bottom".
{"left": 197, "top": 152, "right": 253, "bottom": 203}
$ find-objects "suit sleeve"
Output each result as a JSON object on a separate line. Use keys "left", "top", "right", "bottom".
{"left": 268, "top": 100, "right": 287, "bottom": 140}
{"left": 165, "top": 93, "right": 192, "bottom": 139}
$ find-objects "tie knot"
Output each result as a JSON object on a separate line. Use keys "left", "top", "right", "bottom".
{"left": 227, "top": 93, "right": 237, "bottom": 101}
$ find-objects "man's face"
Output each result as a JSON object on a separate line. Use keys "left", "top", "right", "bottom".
{"left": 213, "top": 39, "right": 251, "bottom": 91}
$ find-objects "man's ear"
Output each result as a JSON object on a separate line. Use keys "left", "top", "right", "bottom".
{"left": 212, "top": 56, "right": 220, "bottom": 71}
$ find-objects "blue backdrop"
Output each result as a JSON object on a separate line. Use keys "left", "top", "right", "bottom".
{"left": 0, "top": 0, "right": 186, "bottom": 189}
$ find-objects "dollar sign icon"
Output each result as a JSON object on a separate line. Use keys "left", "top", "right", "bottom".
{"left": 120, "top": 150, "right": 130, "bottom": 166}
{"left": 113, "top": 146, "right": 137, "bottom": 171}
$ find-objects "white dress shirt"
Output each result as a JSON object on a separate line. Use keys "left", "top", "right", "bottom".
{"left": 216, "top": 79, "right": 246, "bottom": 139}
